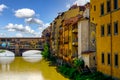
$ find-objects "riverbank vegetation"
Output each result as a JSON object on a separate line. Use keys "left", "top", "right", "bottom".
{"left": 0, "top": 50, "right": 5, "bottom": 53}
{"left": 41, "top": 43, "right": 50, "bottom": 59}
{"left": 41, "top": 43, "right": 112, "bottom": 80}
{"left": 57, "top": 64, "right": 112, "bottom": 80}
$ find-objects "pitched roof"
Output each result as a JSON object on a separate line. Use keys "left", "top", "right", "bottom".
{"left": 64, "top": 14, "right": 83, "bottom": 26}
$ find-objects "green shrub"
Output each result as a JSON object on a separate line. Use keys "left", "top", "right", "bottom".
{"left": 57, "top": 64, "right": 113, "bottom": 80}
{"left": 41, "top": 43, "right": 50, "bottom": 59}
{"left": 73, "top": 58, "right": 85, "bottom": 68}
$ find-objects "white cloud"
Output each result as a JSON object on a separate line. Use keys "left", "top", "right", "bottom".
{"left": 16, "top": 33, "right": 23, "bottom": 37}
{"left": 15, "top": 8, "right": 35, "bottom": 18}
{"left": 5, "top": 7, "right": 50, "bottom": 37}
{"left": 66, "top": 0, "right": 90, "bottom": 8}
{"left": 66, "top": 4, "right": 71, "bottom": 8}
{"left": 4, "top": 23, "right": 46, "bottom": 37}
{"left": 73, "top": 0, "right": 90, "bottom": 6}
{"left": 38, "top": 23, "right": 50, "bottom": 31}
{"left": 5, "top": 23, "right": 36, "bottom": 35}
{"left": 25, "top": 18, "right": 50, "bottom": 33}
{"left": 25, "top": 18, "right": 43, "bottom": 25}
{"left": 0, "top": 4, "right": 7, "bottom": 14}
{"left": 38, "top": 23, "right": 50, "bottom": 37}
{"left": 43, "top": 23, "right": 50, "bottom": 28}
{"left": 0, "top": 33, "right": 6, "bottom": 37}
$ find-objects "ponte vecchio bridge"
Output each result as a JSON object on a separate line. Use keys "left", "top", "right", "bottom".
{"left": 0, "top": 37, "right": 44, "bottom": 56}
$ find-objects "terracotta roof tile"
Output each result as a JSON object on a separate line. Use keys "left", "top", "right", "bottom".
{"left": 64, "top": 14, "right": 83, "bottom": 26}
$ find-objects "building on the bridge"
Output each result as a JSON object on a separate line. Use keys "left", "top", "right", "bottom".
{"left": 90, "top": 0, "right": 120, "bottom": 79}
{"left": 0, "top": 37, "right": 44, "bottom": 56}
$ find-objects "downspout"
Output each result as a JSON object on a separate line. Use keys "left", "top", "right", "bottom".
{"left": 110, "top": 0, "right": 112, "bottom": 78}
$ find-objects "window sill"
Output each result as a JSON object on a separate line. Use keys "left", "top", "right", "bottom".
{"left": 101, "top": 35, "right": 105, "bottom": 37}
{"left": 100, "top": 8, "right": 120, "bottom": 17}
{"left": 114, "top": 33, "right": 118, "bottom": 35}
{"left": 107, "top": 34, "right": 111, "bottom": 36}
{"left": 114, "top": 65, "right": 119, "bottom": 68}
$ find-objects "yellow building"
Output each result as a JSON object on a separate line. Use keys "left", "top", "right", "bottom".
{"left": 61, "top": 5, "right": 85, "bottom": 62}
{"left": 90, "top": 0, "right": 120, "bottom": 79}
{"left": 49, "top": 5, "right": 85, "bottom": 62}
{"left": 50, "top": 15, "right": 63, "bottom": 57}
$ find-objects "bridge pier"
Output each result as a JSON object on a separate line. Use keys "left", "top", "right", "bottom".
{"left": 15, "top": 49, "right": 21, "bottom": 56}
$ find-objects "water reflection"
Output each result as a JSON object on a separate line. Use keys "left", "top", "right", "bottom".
{"left": 0, "top": 50, "right": 68, "bottom": 80}
{"left": 0, "top": 57, "right": 15, "bottom": 64}
{"left": 0, "top": 57, "right": 15, "bottom": 72}
{"left": 0, "top": 72, "right": 45, "bottom": 80}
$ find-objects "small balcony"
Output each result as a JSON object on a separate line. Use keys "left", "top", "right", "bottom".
{"left": 64, "top": 37, "right": 69, "bottom": 44}
{"left": 59, "top": 29, "right": 63, "bottom": 34}
{"left": 72, "top": 28, "right": 78, "bottom": 33}
{"left": 58, "top": 40, "right": 63, "bottom": 44}
{"left": 72, "top": 38, "right": 78, "bottom": 46}
{"left": 64, "top": 26, "right": 68, "bottom": 31}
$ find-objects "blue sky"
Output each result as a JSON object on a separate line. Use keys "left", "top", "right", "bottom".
{"left": 0, "top": 0, "right": 89, "bottom": 37}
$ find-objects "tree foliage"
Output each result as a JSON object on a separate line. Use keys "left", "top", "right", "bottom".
{"left": 73, "top": 58, "right": 85, "bottom": 68}
{"left": 41, "top": 43, "right": 50, "bottom": 59}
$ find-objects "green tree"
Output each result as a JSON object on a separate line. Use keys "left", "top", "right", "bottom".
{"left": 73, "top": 58, "right": 85, "bottom": 72}
{"left": 41, "top": 43, "right": 50, "bottom": 59}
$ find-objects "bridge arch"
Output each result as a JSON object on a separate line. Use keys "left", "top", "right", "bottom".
{"left": 0, "top": 50, "right": 15, "bottom": 57}
{"left": 22, "top": 50, "right": 42, "bottom": 56}
{"left": 22, "top": 50, "right": 42, "bottom": 63}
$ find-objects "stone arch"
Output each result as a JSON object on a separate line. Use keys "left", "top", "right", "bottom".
{"left": 0, "top": 49, "right": 15, "bottom": 56}
{"left": 22, "top": 50, "right": 42, "bottom": 57}
{"left": 22, "top": 50, "right": 42, "bottom": 63}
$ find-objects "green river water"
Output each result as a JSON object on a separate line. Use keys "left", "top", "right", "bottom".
{"left": 0, "top": 57, "right": 69, "bottom": 80}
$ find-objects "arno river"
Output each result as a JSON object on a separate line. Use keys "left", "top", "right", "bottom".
{"left": 0, "top": 51, "right": 69, "bottom": 80}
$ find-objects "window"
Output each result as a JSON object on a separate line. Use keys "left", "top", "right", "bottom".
{"left": 102, "top": 53, "right": 104, "bottom": 64}
{"left": 94, "top": 5, "right": 96, "bottom": 11}
{"left": 101, "top": 25, "right": 105, "bottom": 36}
{"left": 114, "top": 0, "right": 118, "bottom": 9}
{"left": 107, "top": 24, "right": 111, "bottom": 35}
{"left": 107, "top": 0, "right": 111, "bottom": 12}
{"left": 1, "top": 39, "right": 6, "bottom": 42}
{"left": 115, "top": 54, "right": 118, "bottom": 67}
{"left": 108, "top": 53, "right": 110, "bottom": 65}
{"left": 93, "top": 56, "right": 95, "bottom": 60}
{"left": 114, "top": 21, "right": 118, "bottom": 35}
{"left": 101, "top": 3, "right": 104, "bottom": 15}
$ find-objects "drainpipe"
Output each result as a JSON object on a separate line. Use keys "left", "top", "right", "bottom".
{"left": 110, "top": 0, "right": 112, "bottom": 78}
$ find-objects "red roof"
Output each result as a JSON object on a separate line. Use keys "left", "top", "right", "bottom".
{"left": 64, "top": 14, "right": 83, "bottom": 26}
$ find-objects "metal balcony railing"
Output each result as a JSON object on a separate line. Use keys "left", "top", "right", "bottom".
{"left": 64, "top": 37, "right": 69, "bottom": 43}
{"left": 72, "top": 38, "right": 78, "bottom": 46}
{"left": 72, "top": 28, "right": 78, "bottom": 33}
